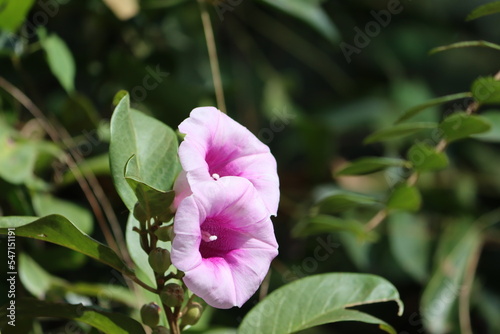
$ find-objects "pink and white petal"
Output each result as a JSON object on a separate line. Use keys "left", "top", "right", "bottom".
{"left": 214, "top": 178, "right": 273, "bottom": 228}
{"left": 232, "top": 218, "right": 279, "bottom": 251}
{"left": 183, "top": 258, "right": 237, "bottom": 309}
{"left": 172, "top": 171, "right": 192, "bottom": 210}
{"left": 171, "top": 196, "right": 203, "bottom": 272}
{"left": 221, "top": 153, "right": 279, "bottom": 215}
{"left": 212, "top": 111, "right": 270, "bottom": 157}
{"left": 178, "top": 107, "right": 221, "bottom": 153}
{"left": 246, "top": 174, "right": 280, "bottom": 216}
{"left": 178, "top": 140, "right": 210, "bottom": 174}
{"left": 180, "top": 107, "right": 270, "bottom": 161}
{"left": 191, "top": 177, "right": 268, "bottom": 224}
{"left": 225, "top": 248, "right": 278, "bottom": 307}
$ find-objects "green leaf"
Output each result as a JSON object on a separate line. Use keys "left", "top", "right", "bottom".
{"left": 39, "top": 30, "right": 76, "bottom": 93}
{"left": 336, "top": 157, "right": 409, "bottom": 176}
{"left": 109, "top": 95, "right": 181, "bottom": 211}
{"left": 19, "top": 253, "right": 136, "bottom": 307}
{"left": 407, "top": 143, "right": 449, "bottom": 172}
{"left": 0, "top": 0, "right": 35, "bottom": 32}
{"left": 238, "top": 273, "right": 403, "bottom": 334}
{"left": 0, "top": 137, "right": 38, "bottom": 184}
{"left": 429, "top": 41, "right": 500, "bottom": 54}
{"left": 63, "top": 283, "right": 137, "bottom": 308}
{"left": 466, "top": 1, "right": 500, "bottom": 21}
{"left": 315, "top": 192, "right": 380, "bottom": 214}
{"left": 292, "top": 215, "right": 375, "bottom": 241}
{"left": 421, "top": 220, "right": 482, "bottom": 334}
{"left": 32, "top": 193, "right": 94, "bottom": 235}
{"left": 388, "top": 213, "right": 430, "bottom": 282}
{"left": 339, "top": 232, "right": 371, "bottom": 270}
{"left": 439, "top": 112, "right": 491, "bottom": 142}
{"left": 19, "top": 253, "right": 64, "bottom": 299}
{"left": 471, "top": 76, "right": 500, "bottom": 104}
{"left": 395, "top": 92, "right": 472, "bottom": 124}
{"left": 364, "top": 122, "right": 437, "bottom": 144}
{"left": 0, "top": 298, "right": 146, "bottom": 334}
{"left": 472, "top": 110, "right": 500, "bottom": 142}
{"left": 387, "top": 185, "right": 421, "bottom": 212}
{"left": 125, "top": 155, "right": 175, "bottom": 222}
{"left": 0, "top": 215, "right": 134, "bottom": 276}
{"left": 257, "top": 0, "right": 339, "bottom": 43}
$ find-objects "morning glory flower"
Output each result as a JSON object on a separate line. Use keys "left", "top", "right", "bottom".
{"left": 171, "top": 177, "right": 278, "bottom": 309}
{"left": 177, "top": 107, "right": 280, "bottom": 216}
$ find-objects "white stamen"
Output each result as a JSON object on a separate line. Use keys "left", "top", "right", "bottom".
{"left": 212, "top": 173, "right": 220, "bottom": 180}
{"left": 202, "top": 230, "right": 217, "bottom": 242}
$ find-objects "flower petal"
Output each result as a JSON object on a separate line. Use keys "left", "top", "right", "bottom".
{"left": 171, "top": 195, "right": 204, "bottom": 272}
{"left": 225, "top": 247, "right": 278, "bottom": 307}
{"left": 183, "top": 258, "right": 237, "bottom": 309}
{"left": 178, "top": 107, "right": 280, "bottom": 215}
{"left": 172, "top": 170, "right": 192, "bottom": 210}
{"left": 171, "top": 177, "right": 279, "bottom": 309}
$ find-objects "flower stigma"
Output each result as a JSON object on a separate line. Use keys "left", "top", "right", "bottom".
{"left": 201, "top": 230, "right": 218, "bottom": 242}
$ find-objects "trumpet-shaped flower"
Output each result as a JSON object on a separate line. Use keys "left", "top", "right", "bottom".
{"left": 177, "top": 107, "right": 279, "bottom": 216}
{"left": 171, "top": 177, "right": 278, "bottom": 309}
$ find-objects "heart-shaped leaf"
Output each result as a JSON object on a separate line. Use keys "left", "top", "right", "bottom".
{"left": 125, "top": 155, "right": 175, "bottom": 222}
{"left": 109, "top": 95, "right": 181, "bottom": 211}
{"left": 238, "top": 273, "right": 403, "bottom": 334}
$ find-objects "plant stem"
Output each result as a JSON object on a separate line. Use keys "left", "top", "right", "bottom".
{"left": 198, "top": 0, "right": 227, "bottom": 114}
{"left": 127, "top": 275, "right": 158, "bottom": 294}
{"left": 459, "top": 239, "right": 483, "bottom": 334}
{"left": 163, "top": 303, "right": 180, "bottom": 334}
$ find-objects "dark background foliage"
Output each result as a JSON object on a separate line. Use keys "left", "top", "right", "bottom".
{"left": 1, "top": 0, "right": 500, "bottom": 333}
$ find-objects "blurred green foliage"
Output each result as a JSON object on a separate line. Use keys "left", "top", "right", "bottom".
{"left": 1, "top": 0, "right": 500, "bottom": 333}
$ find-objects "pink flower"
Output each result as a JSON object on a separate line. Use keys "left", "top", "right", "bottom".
{"left": 177, "top": 107, "right": 279, "bottom": 216}
{"left": 171, "top": 177, "right": 278, "bottom": 309}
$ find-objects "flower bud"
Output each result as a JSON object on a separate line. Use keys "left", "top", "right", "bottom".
{"left": 140, "top": 302, "right": 160, "bottom": 328}
{"left": 133, "top": 202, "right": 148, "bottom": 223}
{"left": 155, "top": 226, "right": 173, "bottom": 242}
{"left": 160, "top": 283, "right": 184, "bottom": 307}
{"left": 148, "top": 247, "right": 171, "bottom": 274}
{"left": 152, "top": 326, "right": 170, "bottom": 334}
{"left": 181, "top": 302, "right": 203, "bottom": 327}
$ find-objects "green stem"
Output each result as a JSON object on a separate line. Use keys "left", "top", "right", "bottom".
{"left": 198, "top": 0, "right": 227, "bottom": 114}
